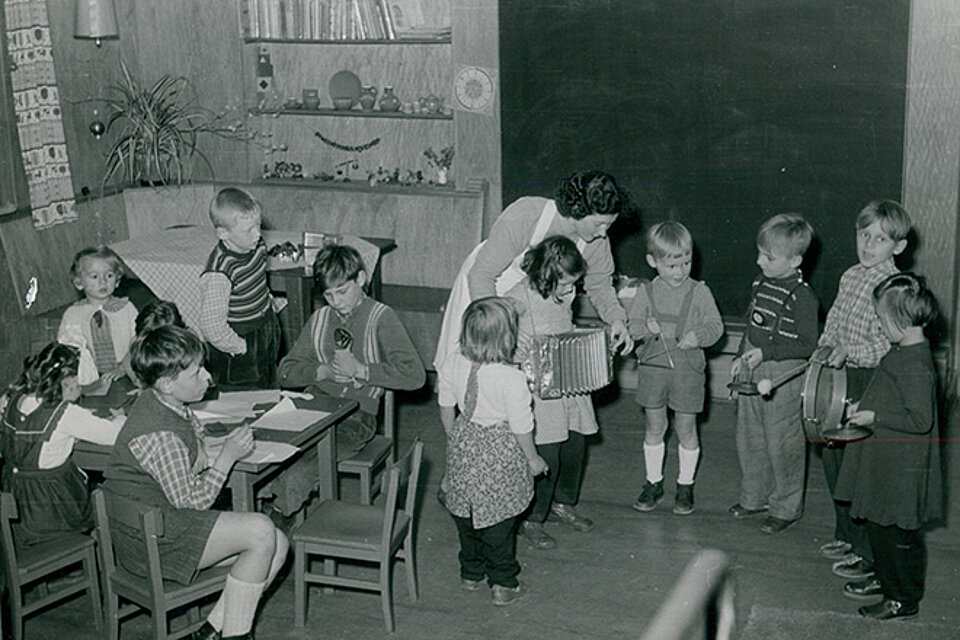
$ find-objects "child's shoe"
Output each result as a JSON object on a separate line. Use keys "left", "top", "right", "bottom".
{"left": 673, "top": 483, "right": 694, "bottom": 515}
{"left": 819, "top": 539, "right": 853, "bottom": 559}
{"left": 460, "top": 576, "right": 485, "bottom": 591}
{"left": 632, "top": 480, "right": 665, "bottom": 512}
{"left": 491, "top": 583, "right": 524, "bottom": 606}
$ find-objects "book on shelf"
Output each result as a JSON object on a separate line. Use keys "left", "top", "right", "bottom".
{"left": 248, "top": 0, "right": 446, "bottom": 40}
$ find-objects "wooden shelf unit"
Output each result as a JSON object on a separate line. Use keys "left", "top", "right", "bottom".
{"left": 250, "top": 107, "right": 452, "bottom": 119}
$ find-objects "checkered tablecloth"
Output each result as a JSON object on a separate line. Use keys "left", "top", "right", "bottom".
{"left": 111, "top": 228, "right": 379, "bottom": 332}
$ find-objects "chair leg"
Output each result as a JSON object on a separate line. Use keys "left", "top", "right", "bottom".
{"left": 84, "top": 549, "right": 104, "bottom": 630}
{"left": 11, "top": 590, "right": 23, "bottom": 640}
{"left": 323, "top": 558, "right": 336, "bottom": 595}
{"left": 106, "top": 590, "right": 120, "bottom": 640}
{"left": 404, "top": 536, "right": 419, "bottom": 603}
{"left": 294, "top": 545, "right": 306, "bottom": 627}
{"left": 380, "top": 556, "right": 395, "bottom": 633}
{"left": 359, "top": 469, "right": 372, "bottom": 505}
{"left": 153, "top": 606, "right": 167, "bottom": 640}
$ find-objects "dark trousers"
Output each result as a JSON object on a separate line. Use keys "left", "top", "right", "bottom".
{"left": 207, "top": 309, "right": 280, "bottom": 391}
{"left": 865, "top": 520, "right": 925, "bottom": 606}
{"left": 821, "top": 366, "right": 872, "bottom": 561}
{"left": 452, "top": 514, "right": 520, "bottom": 588}
{"left": 528, "top": 432, "right": 586, "bottom": 523}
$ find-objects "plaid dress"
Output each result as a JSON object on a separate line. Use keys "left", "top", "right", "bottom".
{"left": 441, "top": 362, "right": 533, "bottom": 529}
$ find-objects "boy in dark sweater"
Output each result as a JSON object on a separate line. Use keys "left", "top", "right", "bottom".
{"left": 729, "top": 213, "right": 819, "bottom": 534}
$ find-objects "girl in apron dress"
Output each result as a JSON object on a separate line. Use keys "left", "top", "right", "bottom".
{"left": 504, "top": 236, "right": 599, "bottom": 549}
{"left": 437, "top": 297, "right": 548, "bottom": 605}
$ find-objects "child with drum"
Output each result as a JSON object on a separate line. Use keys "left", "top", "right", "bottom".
{"left": 729, "top": 213, "right": 819, "bottom": 534}
{"left": 813, "top": 200, "right": 911, "bottom": 581}
{"left": 834, "top": 273, "right": 941, "bottom": 620}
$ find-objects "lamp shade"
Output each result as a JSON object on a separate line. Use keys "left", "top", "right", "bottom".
{"left": 75, "top": 0, "right": 119, "bottom": 43}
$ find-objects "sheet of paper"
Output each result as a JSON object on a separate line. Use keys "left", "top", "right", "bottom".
{"left": 220, "top": 389, "right": 280, "bottom": 404}
{"left": 243, "top": 441, "right": 300, "bottom": 464}
{"left": 249, "top": 397, "right": 331, "bottom": 432}
{"left": 193, "top": 409, "right": 246, "bottom": 424}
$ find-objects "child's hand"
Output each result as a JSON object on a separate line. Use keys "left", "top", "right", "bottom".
{"left": 220, "top": 425, "right": 255, "bottom": 463}
{"left": 810, "top": 345, "right": 832, "bottom": 364}
{"left": 677, "top": 331, "right": 698, "bottom": 350}
{"left": 645, "top": 317, "right": 661, "bottom": 335}
{"left": 731, "top": 357, "right": 743, "bottom": 378}
{"left": 315, "top": 364, "right": 333, "bottom": 382}
{"left": 845, "top": 409, "right": 875, "bottom": 427}
{"left": 741, "top": 347, "right": 763, "bottom": 370}
{"left": 332, "top": 348, "right": 361, "bottom": 377}
{"left": 826, "top": 344, "right": 848, "bottom": 368}
{"left": 527, "top": 454, "right": 549, "bottom": 476}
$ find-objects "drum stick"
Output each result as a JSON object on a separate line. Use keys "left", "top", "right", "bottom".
{"left": 755, "top": 362, "right": 809, "bottom": 396}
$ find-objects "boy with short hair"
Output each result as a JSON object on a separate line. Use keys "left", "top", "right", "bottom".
{"left": 730, "top": 213, "right": 819, "bottom": 534}
{"left": 628, "top": 221, "right": 723, "bottom": 515}
{"left": 58, "top": 246, "right": 138, "bottom": 390}
{"left": 199, "top": 187, "right": 281, "bottom": 390}
{"left": 814, "top": 200, "right": 910, "bottom": 581}
{"left": 272, "top": 244, "right": 425, "bottom": 515}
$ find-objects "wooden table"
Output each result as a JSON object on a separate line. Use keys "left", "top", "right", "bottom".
{"left": 73, "top": 395, "right": 359, "bottom": 512}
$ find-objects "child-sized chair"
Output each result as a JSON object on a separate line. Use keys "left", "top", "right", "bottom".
{"left": 337, "top": 389, "right": 396, "bottom": 505}
{"left": 0, "top": 491, "right": 103, "bottom": 640}
{"left": 293, "top": 439, "right": 423, "bottom": 632}
{"left": 92, "top": 489, "right": 230, "bottom": 640}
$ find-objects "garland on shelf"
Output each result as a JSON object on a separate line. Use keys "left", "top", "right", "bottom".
{"left": 314, "top": 130, "right": 381, "bottom": 153}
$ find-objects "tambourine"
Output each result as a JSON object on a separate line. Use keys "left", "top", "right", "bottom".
{"left": 801, "top": 361, "right": 870, "bottom": 441}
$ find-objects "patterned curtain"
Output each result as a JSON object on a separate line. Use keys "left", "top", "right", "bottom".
{"left": 4, "top": 0, "right": 77, "bottom": 229}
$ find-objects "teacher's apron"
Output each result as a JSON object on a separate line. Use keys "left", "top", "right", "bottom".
{"left": 434, "top": 200, "right": 585, "bottom": 370}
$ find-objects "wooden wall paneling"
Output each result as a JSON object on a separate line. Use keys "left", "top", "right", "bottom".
{"left": 122, "top": 184, "right": 218, "bottom": 236}
{"left": 901, "top": 0, "right": 960, "bottom": 386}
{"left": 452, "top": 0, "right": 501, "bottom": 234}
{"left": 0, "top": 231, "right": 29, "bottom": 386}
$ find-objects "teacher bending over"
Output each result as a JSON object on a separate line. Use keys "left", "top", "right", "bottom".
{"left": 435, "top": 170, "right": 635, "bottom": 370}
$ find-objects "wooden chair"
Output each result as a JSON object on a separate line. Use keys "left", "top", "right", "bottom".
{"left": 0, "top": 491, "right": 103, "bottom": 640}
{"left": 92, "top": 489, "right": 230, "bottom": 640}
{"left": 337, "top": 389, "right": 396, "bottom": 505}
{"left": 293, "top": 439, "right": 423, "bottom": 633}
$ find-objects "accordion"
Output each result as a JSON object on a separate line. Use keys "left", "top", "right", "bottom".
{"left": 525, "top": 328, "right": 614, "bottom": 399}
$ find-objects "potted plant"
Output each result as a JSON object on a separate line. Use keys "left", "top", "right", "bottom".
{"left": 423, "top": 145, "right": 454, "bottom": 185}
{"left": 98, "top": 59, "right": 273, "bottom": 188}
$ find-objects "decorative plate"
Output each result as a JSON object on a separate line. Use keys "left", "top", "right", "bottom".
{"left": 329, "top": 70, "right": 362, "bottom": 103}
{"left": 452, "top": 65, "right": 496, "bottom": 116}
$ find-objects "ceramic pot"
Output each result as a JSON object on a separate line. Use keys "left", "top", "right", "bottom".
{"left": 359, "top": 85, "right": 378, "bottom": 111}
{"left": 379, "top": 86, "right": 401, "bottom": 112}
{"left": 302, "top": 89, "right": 320, "bottom": 110}
{"left": 423, "top": 94, "right": 442, "bottom": 114}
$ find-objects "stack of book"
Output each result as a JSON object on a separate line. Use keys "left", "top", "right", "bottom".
{"left": 247, "top": 0, "right": 449, "bottom": 41}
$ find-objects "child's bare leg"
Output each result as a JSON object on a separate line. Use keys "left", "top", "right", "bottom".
{"left": 674, "top": 412, "right": 700, "bottom": 485}
{"left": 643, "top": 406, "right": 669, "bottom": 483}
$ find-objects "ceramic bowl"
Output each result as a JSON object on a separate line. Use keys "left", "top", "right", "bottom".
{"left": 332, "top": 97, "right": 355, "bottom": 110}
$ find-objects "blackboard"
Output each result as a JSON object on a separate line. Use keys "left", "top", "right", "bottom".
{"left": 500, "top": 0, "right": 909, "bottom": 316}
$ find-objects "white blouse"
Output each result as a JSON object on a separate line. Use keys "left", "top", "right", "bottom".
{"left": 437, "top": 352, "right": 533, "bottom": 435}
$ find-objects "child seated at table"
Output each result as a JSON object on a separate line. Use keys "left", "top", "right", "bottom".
{"left": 125, "top": 300, "right": 187, "bottom": 387}
{"left": 57, "top": 246, "right": 138, "bottom": 393}
{"left": 199, "top": 187, "right": 281, "bottom": 390}
{"left": 102, "top": 325, "right": 288, "bottom": 640}
{"left": 271, "top": 244, "right": 425, "bottom": 516}
{"left": 1, "top": 342, "right": 124, "bottom": 549}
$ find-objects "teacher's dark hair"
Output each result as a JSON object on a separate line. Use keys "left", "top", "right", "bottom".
{"left": 555, "top": 170, "right": 627, "bottom": 220}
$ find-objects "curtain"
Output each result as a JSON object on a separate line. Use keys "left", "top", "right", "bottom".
{"left": 3, "top": 0, "right": 77, "bottom": 229}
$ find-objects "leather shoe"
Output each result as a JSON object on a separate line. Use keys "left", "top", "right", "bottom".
{"left": 843, "top": 578, "right": 883, "bottom": 600}
{"left": 759, "top": 516, "right": 798, "bottom": 534}
{"left": 548, "top": 503, "right": 594, "bottom": 532}
{"left": 519, "top": 521, "right": 556, "bottom": 550}
{"left": 728, "top": 503, "right": 768, "bottom": 518}
{"left": 190, "top": 622, "right": 221, "bottom": 640}
{"left": 819, "top": 539, "right": 853, "bottom": 559}
{"left": 832, "top": 556, "right": 875, "bottom": 580}
{"left": 858, "top": 598, "right": 919, "bottom": 620}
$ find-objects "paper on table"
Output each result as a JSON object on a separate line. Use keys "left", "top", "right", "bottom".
{"left": 221, "top": 389, "right": 281, "bottom": 404}
{"left": 191, "top": 389, "right": 281, "bottom": 419}
{"left": 193, "top": 409, "right": 246, "bottom": 424}
{"left": 243, "top": 441, "right": 300, "bottom": 464}
{"left": 249, "top": 397, "right": 331, "bottom": 432}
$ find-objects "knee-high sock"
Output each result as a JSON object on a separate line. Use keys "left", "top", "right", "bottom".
{"left": 220, "top": 574, "right": 266, "bottom": 637}
{"left": 677, "top": 445, "right": 700, "bottom": 485}
{"left": 643, "top": 443, "right": 665, "bottom": 483}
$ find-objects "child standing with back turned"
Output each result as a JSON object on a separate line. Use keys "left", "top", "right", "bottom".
{"left": 504, "top": 236, "right": 599, "bottom": 550}
{"left": 814, "top": 200, "right": 911, "bottom": 583}
{"left": 628, "top": 222, "right": 723, "bottom": 516}
{"left": 438, "top": 297, "right": 548, "bottom": 606}
{"left": 835, "top": 273, "right": 941, "bottom": 620}
{"left": 730, "top": 213, "right": 819, "bottom": 534}
{"left": 57, "top": 246, "right": 138, "bottom": 391}
{"left": 200, "top": 187, "right": 281, "bottom": 390}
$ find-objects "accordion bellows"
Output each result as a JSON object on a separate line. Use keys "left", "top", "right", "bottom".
{"left": 525, "top": 328, "right": 614, "bottom": 399}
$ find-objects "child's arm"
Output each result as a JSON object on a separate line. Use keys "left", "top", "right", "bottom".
{"left": 503, "top": 369, "right": 547, "bottom": 475}
{"left": 198, "top": 272, "right": 247, "bottom": 355}
{"left": 513, "top": 430, "right": 548, "bottom": 476}
{"left": 681, "top": 284, "right": 724, "bottom": 350}
{"left": 277, "top": 312, "right": 333, "bottom": 388}
{"left": 57, "top": 309, "right": 101, "bottom": 386}
{"left": 626, "top": 288, "right": 655, "bottom": 341}
{"left": 863, "top": 360, "right": 936, "bottom": 435}
{"left": 439, "top": 404, "right": 456, "bottom": 436}
{"left": 59, "top": 403, "right": 125, "bottom": 445}
{"left": 356, "top": 306, "right": 426, "bottom": 391}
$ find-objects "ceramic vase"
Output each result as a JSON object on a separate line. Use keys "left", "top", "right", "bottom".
{"left": 359, "top": 86, "right": 378, "bottom": 111}
{"left": 379, "top": 86, "right": 401, "bottom": 112}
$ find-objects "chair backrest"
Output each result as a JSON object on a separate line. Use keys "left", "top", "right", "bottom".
{"left": 0, "top": 491, "right": 20, "bottom": 582}
{"left": 92, "top": 488, "right": 168, "bottom": 602}
{"left": 382, "top": 389, "right": 396, "bottom": 458}
{"left": 379, "top": 440, "right": 423, "bottom": 550}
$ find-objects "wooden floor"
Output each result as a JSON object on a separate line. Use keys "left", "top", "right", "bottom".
{"left": 11, "top": 389, "right": 960, "bottom": 639}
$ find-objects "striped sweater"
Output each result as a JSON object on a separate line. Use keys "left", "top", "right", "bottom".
{"left": 741, "top": 269, "right": 819, "bottom": 362}
{"left": 202, "top": 238, "right": 270, "bottom": 323}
